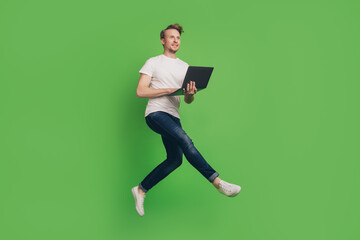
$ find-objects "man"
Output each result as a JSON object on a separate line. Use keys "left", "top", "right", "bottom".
{"left": 132, "top": 23, "right": 241, "bottom": 216}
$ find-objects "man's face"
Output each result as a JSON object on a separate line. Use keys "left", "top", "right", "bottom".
{"left": 161, "top": 29, "right": 181, "bottom": 53}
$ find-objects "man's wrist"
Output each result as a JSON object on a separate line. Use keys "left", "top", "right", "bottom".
{"left": 184, "top": 94, "right": 193, "bottom": 99}
{"left": 184, "top": 94, "right": 194, "bottom": 103}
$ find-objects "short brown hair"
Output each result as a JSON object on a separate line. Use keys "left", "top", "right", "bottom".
{"left": 160, "top": 23, "right": 184, "bottom": 39}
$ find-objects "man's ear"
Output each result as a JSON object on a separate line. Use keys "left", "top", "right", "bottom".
{"left": 161, "top": 38, "right": 165, "bottom": 45}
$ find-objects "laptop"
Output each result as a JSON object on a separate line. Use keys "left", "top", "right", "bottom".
{"left": 168, "top": 66, "right": 214, "bottom": 96}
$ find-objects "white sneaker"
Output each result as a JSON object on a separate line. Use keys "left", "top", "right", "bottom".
{"left": 217, "top": 180, "right": 241, "bottom": 197}
{"left": 131, "top": 186, "right": 145, "bottom": 216}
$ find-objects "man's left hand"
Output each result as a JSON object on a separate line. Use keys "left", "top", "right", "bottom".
{"left": 183, "top": 81, "right": 197, "bottom": 97}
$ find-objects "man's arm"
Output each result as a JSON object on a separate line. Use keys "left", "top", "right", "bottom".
{"left": 136, "top": 73, "right": 178, "bottom": 98}
{"left": 183, "top": 81, "right": 197, "bottom": 104}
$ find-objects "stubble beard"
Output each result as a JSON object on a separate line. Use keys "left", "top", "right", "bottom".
{"left": 169, "top": 45, "right": 179, "bottom": 53}
{"left": 163, "top": 43, "right": 179, "bottom": 54}
{"left": 169, "top": 48, "right": 177, "bottom": 54}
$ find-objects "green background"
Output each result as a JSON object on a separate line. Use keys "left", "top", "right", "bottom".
{"left": 1, "top": 0, "right": 359, "bottom": 239}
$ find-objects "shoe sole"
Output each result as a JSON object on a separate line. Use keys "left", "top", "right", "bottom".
{"left": 131, "top": 187, "right": 144, "bottom": 216}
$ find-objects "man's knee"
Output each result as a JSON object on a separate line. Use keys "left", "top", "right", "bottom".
{"left": 168, "top": 154, "right": 183, "bottom": 168}
{"left": 180, "top": 136, "right": 196, "bottom": 154}
{"left": 175, "top": 156, "right": 183, "bottom": 167}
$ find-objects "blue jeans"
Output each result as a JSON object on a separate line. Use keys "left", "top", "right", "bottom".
{"left": 139, "top": 111, "right": 219, "bottom": 193}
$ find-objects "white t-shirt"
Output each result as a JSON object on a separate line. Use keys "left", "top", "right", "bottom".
{"left": 139, "top": 54, "right": 189, "bottom": 119}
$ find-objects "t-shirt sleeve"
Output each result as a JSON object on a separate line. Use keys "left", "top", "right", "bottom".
{"left": 139, "top": 59, "right": 153, "bottom": 77}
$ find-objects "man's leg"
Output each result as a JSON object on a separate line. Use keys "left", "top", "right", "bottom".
{"left": 144, "top": 111, "right": 219, "bottom": 185}
{"left": 139, "top": 134, "right": 183, "bottom": 193}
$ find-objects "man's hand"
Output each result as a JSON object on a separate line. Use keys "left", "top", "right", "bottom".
{"left": 183, "top": 81, "right": 197, "bottom": 104}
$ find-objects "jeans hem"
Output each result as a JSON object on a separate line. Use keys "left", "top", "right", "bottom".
{"left": 208, "top": 172, "right": 219, "bottom": 183}
{"left": 139, "top": 183, "right": 148, "bottom": 193}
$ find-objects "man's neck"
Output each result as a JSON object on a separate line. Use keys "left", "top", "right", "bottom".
{"left": 163, "top": 50, "right": 177, "bottom": 59}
